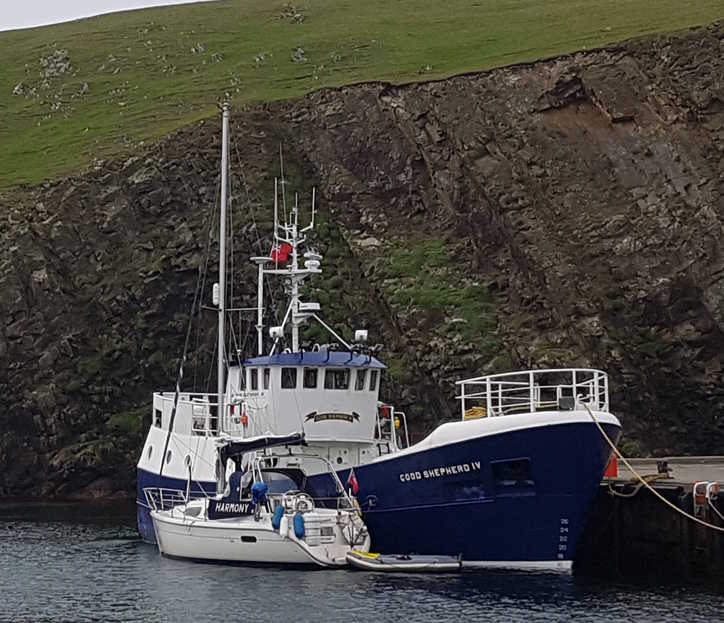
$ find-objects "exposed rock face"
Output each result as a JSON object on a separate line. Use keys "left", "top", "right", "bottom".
{"left": 1, "top": 23, "right": 723, "bottom": 497}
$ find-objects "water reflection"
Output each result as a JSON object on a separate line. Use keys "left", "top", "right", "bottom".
{"left": 1, "top": 503, "right": 722, "bottom": 623}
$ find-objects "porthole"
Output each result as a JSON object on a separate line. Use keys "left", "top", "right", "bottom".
{"left": 184, "top": 455, "right": 192, "bottom": 469}
{"left": 166, "top": 450, "right": 172, "bottom": 465}
{"left": 336, "top": 456, "right": 343, "bottom": 464}
{"left": 147, "top": 446, "right": 153, "bottom": 460}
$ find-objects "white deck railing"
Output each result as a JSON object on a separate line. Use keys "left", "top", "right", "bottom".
{"left": 456, "top": 368, "right": 609, "bottom": 419}
{"left": 144, "top": 487, "right": 197, "bottom": 512}
{"left": 153, "top": 391, "right": 219, "bottom": 434}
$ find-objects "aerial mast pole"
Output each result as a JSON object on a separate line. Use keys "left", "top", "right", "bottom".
{"left": 290, "top": 194, "right": 300, "bottom": 352}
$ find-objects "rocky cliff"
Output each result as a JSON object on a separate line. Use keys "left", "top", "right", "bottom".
{"left": 1, "top": 23, "right": 723, "bottom": 497}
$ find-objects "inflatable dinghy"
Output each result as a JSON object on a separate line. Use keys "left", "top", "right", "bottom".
{"left": 346, "top": 550, "right": 462, "bottom": 572}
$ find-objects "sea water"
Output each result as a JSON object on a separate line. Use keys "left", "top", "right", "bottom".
{"left": 1, "top": 503, "right": 722, "bottom": 623}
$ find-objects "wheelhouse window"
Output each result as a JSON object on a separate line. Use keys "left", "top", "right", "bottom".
{"left": 263, "top": 368, "right": 270, "bottom": 390}
{"left": 281, "top": 367, "right": 297, "bottom": 389}
{"left": 303, "top": 368, "right": 318, "bottom": 389}
{"left": 250, "top": 368, "right": 258, "bottom": 391}
{"left": 369, "top": 370, "right": 378, "bottom": 391}
{"left": 324, "top": 368, "right": 350, "bottom": 390}
{"left": 355, "top": 369, "right": 367, "bottom": 391}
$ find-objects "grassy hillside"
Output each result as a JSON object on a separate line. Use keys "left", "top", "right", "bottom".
{"left": 1, "top": 0, "right": 722, "bottom": 188}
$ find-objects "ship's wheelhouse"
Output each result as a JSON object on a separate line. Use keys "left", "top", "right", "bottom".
{"left": 226, "top": 350, "right": 385, "bottom": 441}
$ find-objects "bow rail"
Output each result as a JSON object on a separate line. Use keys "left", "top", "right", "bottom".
{"left": 456, "top": 368, "right": 609, "bottom": 419}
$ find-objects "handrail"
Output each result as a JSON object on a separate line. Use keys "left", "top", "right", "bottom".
{"left": 455, "top": 367, "right": 606, "bottom": 384}
{"left": 144, "top": 487, "right": 209, "bottom": 512}
{"left": 154, "top": 391, "right": 221, "bottom": 406}
{"left": 394, "top": 411, "right": 410, "bottom": 449}
{"left": 456, "top": 368, "right": 609, "bottom": 419}
{"left": 253, "top": 453, "right": 358, "bottom": 510}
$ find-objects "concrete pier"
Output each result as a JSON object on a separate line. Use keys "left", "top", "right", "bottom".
{"left": 575, "top": 457, "right": 724, "bottom": 577}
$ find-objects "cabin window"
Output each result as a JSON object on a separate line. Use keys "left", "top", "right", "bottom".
{"left": 355, "top": 369, "right": 367, "bottom": 391}
{"left": 369, "top": 370, "right": 378, "bottom": 391}
{"left": 324, "top": 368, "right": 350, "bottom": 390}
{"left": 281, "top": 367, "right": 297, "bottom": 389}
{"left": 250, "top": 368, "right": 258, "bottom": 391}
{"left": 303, "top": 368, "right": 318, "bottom": 389}
{"left": 154, "top": 408, "right": 162, "bottom": 427}
{"left": 263, "top": 368, "right": 270, "bottom": 390}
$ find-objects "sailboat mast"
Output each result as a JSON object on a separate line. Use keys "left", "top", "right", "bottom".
{"left": 217, "top": 102, "right": 230, "bottom": 431}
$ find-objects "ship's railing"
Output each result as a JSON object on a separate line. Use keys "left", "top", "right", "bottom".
{"left": 456, "top": 368, "right": 609, "bottom": 419}
{"left": 223, "top": 399, "right": 249, "bottom": 436}
{"left": 143, "top": 487, "right": 203, "bottom": 512}
{"left": 375, "top": 404, "right": 410, "bottom": 450}
{"left": 152, "top": 392, "right": 256, "bottom": 436}
{"left": 152, "top": 392, "right": 220, "bottom": 434}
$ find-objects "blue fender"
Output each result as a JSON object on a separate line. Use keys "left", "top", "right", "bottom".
{"left": 271, "top": 505, "right": 284, "bottom": 530}
{"left": 293, "top": 512, "right": 305, "bottom": 538}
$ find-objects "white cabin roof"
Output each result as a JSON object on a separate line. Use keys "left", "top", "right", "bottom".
{"left": 242, "top": 351, "right": 386, "bottom": 369}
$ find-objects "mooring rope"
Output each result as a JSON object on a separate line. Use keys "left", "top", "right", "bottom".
{"left": 606, "top": 473, "right": 668, "bottom": 499}
{"left": 584, "top": 403, "right": 724, "bottom": 533}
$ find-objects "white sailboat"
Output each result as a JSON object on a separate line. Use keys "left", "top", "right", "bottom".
{"left": 147, "top": 433, "right": 370, "bottom": 566}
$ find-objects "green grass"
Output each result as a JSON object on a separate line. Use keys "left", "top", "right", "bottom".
{"left": 1, "top": 0, "right": 722, "bottom": 188}
{"left": 383, "top": 238, "right": 495, "bottom": 339}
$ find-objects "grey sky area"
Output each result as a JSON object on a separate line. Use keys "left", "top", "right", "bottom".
{"left": 1, "top": 1, "right": 215, "bottom": 32}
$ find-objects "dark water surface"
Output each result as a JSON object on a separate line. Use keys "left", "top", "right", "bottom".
{"left": 1, "top": 503, "right": 722, "bottom": 623}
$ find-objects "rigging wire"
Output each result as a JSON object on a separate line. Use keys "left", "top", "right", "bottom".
{"left": 205, "top": 331, "right": 218, "bottom": 395}
{"left": 228, "top": 138, "right": 234, "bottom": 362}
{"left": 229, "top": 126, "right": 284, "bottom": 344}
{"left": 279, "top": 143, "right": 288, "bottom": 229}
{"left": 158, "top": 230, "right": 207, "bottom": 480}
{"left": 192, "top": 181, "right": 220, "bottom": 392}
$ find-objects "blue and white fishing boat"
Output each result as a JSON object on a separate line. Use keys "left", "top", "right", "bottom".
{"left": 136, "top": 104, "right": 621, "bottom": 570}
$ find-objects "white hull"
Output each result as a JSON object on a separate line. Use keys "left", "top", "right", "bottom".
{"left": 151, "top": 502, "right": 370, "bottom": 567}
{"left": 153, "top": 516, "right": 328, "bottom": 565}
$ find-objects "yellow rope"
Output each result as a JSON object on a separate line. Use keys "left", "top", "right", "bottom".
{"left": 583, "top": 403, "right": 724, "bottom": 533}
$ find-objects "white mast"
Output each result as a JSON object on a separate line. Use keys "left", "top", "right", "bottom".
{"left": 217, "top": 102, "right": 230, "bottom": 431}
{"left": 291, "top": 194, "right": 300, "bottom": 352}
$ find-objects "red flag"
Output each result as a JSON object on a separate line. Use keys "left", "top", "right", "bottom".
{"left": 347, "top": 468, "right": 359, "bottom": 496}
{"left": 270, "top": 242, "right": 292, "bottom": 264}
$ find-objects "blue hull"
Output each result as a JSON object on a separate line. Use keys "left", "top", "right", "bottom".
{"left": 137, "top": 422, "right": 617, "bottom": 563}
{"left": 352, "top": 422, "right": 617, "bottom": 563}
